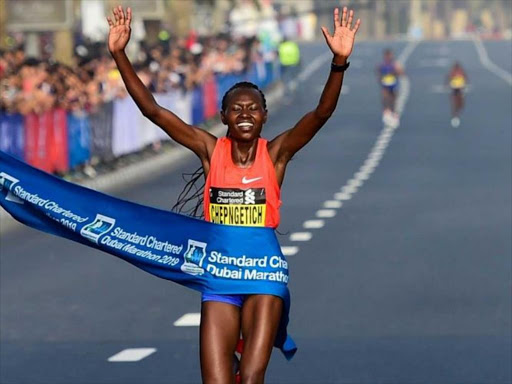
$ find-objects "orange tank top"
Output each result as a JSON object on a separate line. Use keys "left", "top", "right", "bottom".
{"left": 204, "top": 137, "right": 281, "bottom": 228}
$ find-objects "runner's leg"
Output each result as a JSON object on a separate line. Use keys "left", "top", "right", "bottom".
{"left": 200, "top": 301, "right": 241, "bottom": 384}
{"left": 381, "top": 88, "right": 390, "bottom": 112}
{"left": 239, "top": 295, "right": 283, "bottom": 384}
{"left": 456, "top": 92, "right": 464, "bottom": 115}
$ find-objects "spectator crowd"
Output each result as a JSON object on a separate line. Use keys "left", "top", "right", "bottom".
{"left": 0, "top": 32, "right": 281, "bottom": 178}
{"left": 0, "top": 34, "right": 269, "bottom": 117}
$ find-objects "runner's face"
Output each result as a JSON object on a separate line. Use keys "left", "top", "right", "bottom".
{"left": 222, "top": 88, "right": 267, "bottom": 142}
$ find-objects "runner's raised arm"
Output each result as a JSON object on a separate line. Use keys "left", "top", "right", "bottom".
{"left": 107, "top": 6, "right": 216, "bottom": 161}
{"left": 269, "top": 7, "right": 360, "bottom": 165}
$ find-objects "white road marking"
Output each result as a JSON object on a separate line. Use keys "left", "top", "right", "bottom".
{"left": 334, "top": 192, "right": 352, "bottom": 201}
{"left": 297, "top": 52, "right": 332, "bottom": 82}
{"left": 348, "top": 179, "right": 363, "bottom": 188}
{"left": 375, "top": 138, "right": 390, "bottom": 146}
{"left": 363, "top": 158, "right": 378, "bottom": 166}
{"left": 341, "top": 185, "right": 358, "bottom": 194}
{"left": 281, "top": 246, "right": 299, "bottom": 256}
{"left": 108, "top": 348, "right": 157, "bottom": 362}
{"left": 371, "top": 148, "right": 386, "bottom": 156}
{"left": 290, "top": 232, "right": 312, "bottom": 241}
{"left": 365, "top": 159, "right": 380, "bottom": 167}
{"left": 316, "top": 209, "right": 336, "bottom": 218}
{"left": 354, "top": 171, "right": 370, "bottom": 181}
{"left": 303, "top": 219, "right": 325, "bottom": 229}
{"left": 368, "top": 152, "right": 384, "bottom": 161}
{"left": 360, "top": 165, "right": 375, "bottom": 173}
{"left": 472, "top": 35, "right": 512, "bottom": 86}
{"left": 397, "top": 40, "right": 419, "bottom": 65}
{"left": 174, "top": 313, "right": 201, "bottom": 326}
{"left": 323, "top": 200, "right": 343, "bottom": 208}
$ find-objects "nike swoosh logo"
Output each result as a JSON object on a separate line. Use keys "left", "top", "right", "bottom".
{"left": 242, "top": 176, "right": 262, "bottom": 184}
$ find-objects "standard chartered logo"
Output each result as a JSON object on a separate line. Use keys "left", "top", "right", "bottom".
{"left": 244, "top": 189, "right": 255, "bottom": 204}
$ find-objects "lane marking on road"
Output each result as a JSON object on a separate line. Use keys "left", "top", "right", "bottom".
{"left": 297, "top": 52, "right": 332, "bottom": 82}
{"left": 375, "top": 139, "right": 389, "bottom": 146}
{"left": 281, "top": 246, "right": 299, "bottom": 256}
{"left": 108, "top": 348, "right": 157, "bottom": 362}
{"left": 348, "top": 178, "right": 363, "bottom": 188}
{"left": 354, "top": 172, "right": 370, "bottom": 180}
{"left": 323, "top": 200, "right": 343, "bottom": 208}
{"left": 303, "top": 219, "right": 325, "bottom": 229}
{"left": 174, "top": 313, "right": 201, "bottom": 326}
{"left": 472, "top": 35, "right": 512, "bottom": 86}
{"left": 290, "top": 232, "right": 313, "bottom": 241}
{"left": 397, "top": 40, "right": 419, "bottom": 67}
{"left": 360, "top": 163, "right": 375, "bottom": 172}
{"left": 316, "top": 209, "right": 336, "bottom": 218}
{"left": 334, "top": 192, "right": 352, "bottom": 201}
{"left": 341, "top": 185, "right": 357, "bottom": 193}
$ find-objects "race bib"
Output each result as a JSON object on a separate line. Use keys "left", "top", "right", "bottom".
{"left": 208, "top": 187, "right": 266, "bottom": 226}
{"left": 450, "top": 75, "right": 466, "bottom": 89}
{"left": 381, "top": 74, "right": 397, "bottom": 86}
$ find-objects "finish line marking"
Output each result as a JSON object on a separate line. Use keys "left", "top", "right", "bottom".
{"left": 108, "top": 348, "right": 157, "bottom": 362}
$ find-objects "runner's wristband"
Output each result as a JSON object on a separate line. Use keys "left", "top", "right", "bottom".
{"left": 331, "top": 61, "right": 350, "bottom": 72}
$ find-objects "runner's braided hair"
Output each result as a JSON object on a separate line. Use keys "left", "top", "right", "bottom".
{"left": 172, "top": 81, "right": 267, "bottom": 218}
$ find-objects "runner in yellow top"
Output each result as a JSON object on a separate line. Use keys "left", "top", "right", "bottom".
{"left": 446, "top": 61, "right": 468, "bottom": 127}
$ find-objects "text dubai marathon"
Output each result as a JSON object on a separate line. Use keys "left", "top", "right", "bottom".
{"left": 206, "top": 251, "right": 289, "bottom": 282}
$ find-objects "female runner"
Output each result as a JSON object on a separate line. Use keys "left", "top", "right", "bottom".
{"left": 447, "top": 61, "right": 468, "bottom": 127}
{"left": 107, "top": 5, "right": 360, "bottom": 383}
{"left": 376, "top": 48, "right": 403, "bottom": 128}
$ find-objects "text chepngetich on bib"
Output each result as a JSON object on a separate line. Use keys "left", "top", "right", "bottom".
{"left": 0, "top": 151, "right": 297, "bottom": 360}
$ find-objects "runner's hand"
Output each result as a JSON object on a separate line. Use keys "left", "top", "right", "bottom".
{"left": 107, "top": 6, "right": 132, "bottom": 54}
{"left": 321, "top": 7, "right": 361, "bottom": 60}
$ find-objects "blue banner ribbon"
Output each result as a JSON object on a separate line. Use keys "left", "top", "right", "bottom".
{"left": 0, "top": 151, "right": 297, "bottom": 359}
